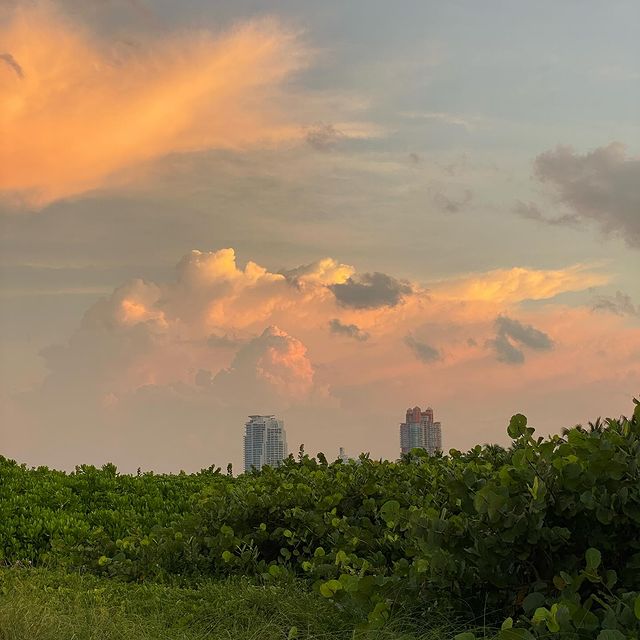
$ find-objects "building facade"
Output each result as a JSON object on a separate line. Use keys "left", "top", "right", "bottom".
{"left": 244, "top": 415, "right": 288, "bottom": 472}
{"left": 399, "top": 406, "right": 442, "bottom": 455}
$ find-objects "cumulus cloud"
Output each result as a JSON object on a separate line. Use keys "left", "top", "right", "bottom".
{"left": 329, "top": 272, "right": 413, "bottom": 309}
{"left": 329, "top": 319, "right": 369, "bottom": 341}
{"left": 214, "top": 326, "right": 316, "bottom": 406}
{"left": 4, "top": 246, "right": 635, "bottom": 472}
{"left": 282, "top": 258, "right": 354, "bottom": 289}
{"left": 404, "top": 335, "right": 440, "bottom": 363}
{"left": 534, "top": 143, "right": 640, "bottom": 247}
{"left": 0, "top": 4, "right": 308, "bottom": 206}
{"left": 591, "top": 291, "right": 638, "bottom": 317}
{"left": 487, "top": 316, "right": 554, "bottom": 365}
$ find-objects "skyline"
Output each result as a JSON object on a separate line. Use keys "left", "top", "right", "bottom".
{"left": 1, "top": 1, "right": 639, "bottom": 472}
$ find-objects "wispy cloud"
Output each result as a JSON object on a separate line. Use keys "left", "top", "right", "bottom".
{"left": 432, "top": 265, "right": 608, "bottom": 304}
{"left": 399, "top": 111, "right": 487, "bottom": 131}
{"left": 404, "top": 335, "right": 440, "bottom": 363}
{"left": 513, "top": 200, "right": 580, "bottom": 227}
{"left": 591, "top": 291, "right": 638, "bottom": 317}
{"left": 0, "top": 4, "right": 309, "bottom": 206}
{"left": 0, "top": 52, "right": 23, "bottom": 78}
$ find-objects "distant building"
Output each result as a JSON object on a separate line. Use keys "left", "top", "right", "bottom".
{"left": 400, "top": 406, "right": 442, "bottom": 455}
{"left": 244, "top": 415, "right": 288, "bottom": 472}
{"left": 338, "top": 446, "right": 349, "bottom": 463}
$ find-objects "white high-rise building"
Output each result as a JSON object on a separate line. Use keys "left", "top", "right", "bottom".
{"left": 244, "top": 415, "right": 288, "bottom": 472}
{"left": 399, "top": 406, "right": 442, "bottom": 456}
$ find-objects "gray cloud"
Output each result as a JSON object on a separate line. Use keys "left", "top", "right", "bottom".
{"left": 329, "top": 272, "right": 412, "bottom": 309}
{"left": 432, "top": 188, "right": 473, "bottom": 214}
{"left": 329, "top": 318, "right": 369, "bottom": 341}
{"left": 305, "top": 123, "right": 344, "bottom": 151}
{"left": 404, "top": 334, "right": 440, "bottom": 363}
{"left": 0, "top": 53, "right": 23, "bottom": 79}
{"left": 513, "top": 200, "right": 580, "bottom": 227}
{"left": 489, "top": 332, "right": 525, "bottom": 364}
{"left": 534, "top": 143, "right": 640, "bottom": 247}
{"left": 487, "top": 316, "right": 554, "bottom": 365}
{"left": 591, "top": 290, "right": 638, "bottom": 316}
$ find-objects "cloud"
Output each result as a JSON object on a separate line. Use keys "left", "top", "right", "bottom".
{"left": 329, "top": 319, "right": 369, "bottom": 341}
{"left": 305, "top": 123, "right": 345, "bottom": 151}
{"left": 534, "top": 143, "right": 640, "bottom": 247}
{"left": 434, "top": 264, "right": 608, "bottom": 304}
{"left": 432, "top": 188, "right": 473, "bottom": 214}
{"left": 4, "top": 246, "right": 638, "bottom": 472}
{"left": 513, "top": 200, "right": 580, "bottom": 227}
{"left": 213, "top": 326, "right": 316, "bottom": 405}
{"left": 0, "top": 52, "right": 23, "bottom": 78}
{"left": 404, "top": 335, "right": 440, "bottom": 363}
{"left": 487, "top": 315, "right": 554, "bottom": 365}
{"left": 591, "top": 291, "right": 638, "bottom": 317}
{"left": 489, "top": 332, "right": 525, "bottom": 365}
{"left": 400, "top": 111, "right": 485, "bottom": 131}
{"left": 281, "top": 258, "right": 354, "bottom": 289}
{"left": 0, "top": 4, "right": 308, "bottom": 206}
{"left": 329, "top": 272, "right": 413, "bottom": 309}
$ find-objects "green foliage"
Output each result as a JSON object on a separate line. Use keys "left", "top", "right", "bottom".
{"left": 0, "top": 567, "right": 362, "bottom": 640}
{"left": 2, "top": 398, "right": 640, "bottom": 639}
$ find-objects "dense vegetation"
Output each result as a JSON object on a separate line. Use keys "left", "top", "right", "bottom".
{"left": 2, "top": 399, "right": 640, "bottom": 639}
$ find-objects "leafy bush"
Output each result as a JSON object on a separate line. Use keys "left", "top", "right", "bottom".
{"left": 2, "top": 399, "right": 640, "bottom": 638}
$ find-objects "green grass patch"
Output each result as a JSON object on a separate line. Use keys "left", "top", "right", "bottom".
{"left": 0, "top": 567, "right": 459, "bottom": 640}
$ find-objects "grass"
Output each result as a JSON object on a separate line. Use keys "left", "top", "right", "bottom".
{"left": 0, "top": 567, "right": 469, "bottom": 640}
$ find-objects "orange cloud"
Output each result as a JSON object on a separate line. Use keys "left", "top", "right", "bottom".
{"left": 0, "top": 4, "right": 308, "bottom": 206}
{"left": 431, "top": 264, "right": 609, "bottom": 304}
{"left": 3, "top": 247, "right": 639, "bottom": 471}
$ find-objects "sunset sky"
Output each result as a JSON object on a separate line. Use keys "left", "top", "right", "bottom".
{"left": 1, "top": 0, "right": 639, "bottom": 472}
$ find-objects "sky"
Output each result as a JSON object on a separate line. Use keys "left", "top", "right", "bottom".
{"left": 1, "top": 0, "right": 639, "bottom": 472}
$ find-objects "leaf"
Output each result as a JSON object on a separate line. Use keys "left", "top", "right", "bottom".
{"left": 319, "top": 579, "right": 342, "bottom": 598}
{"left": 597, "top": 631, "right": 626, "bottom": 640}
{"left": 508, "top": 414, "right": 528, "bottom": 439}
{"left": 532, "top": 607, "right": 550, "bottom": 625}
{"left": 634, "top": 594, "right": 640, "bottom": 621}
{"left": 454, "top": 634, "right": 476, "bottom": 640}
{"left": 380, "top": 500, "right": 401, "bottom": 526}
{"left": 529, "top": 476, "right": 539, "bottom": 500}
{"left": 522, "top": 592, "right": 546, "bottom": 614}
{"left": 501, "top": 617, "right": 513, "bottom": 630}
{"left": 586, "top": 548, "right": 601, "bottom": 571}
{"left": 287, "top": 626, "right": 298, "bottom": 640}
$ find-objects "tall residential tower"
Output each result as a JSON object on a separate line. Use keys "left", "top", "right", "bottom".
{"left": 243, "top": 415, "right": 288, "bottom": 472}
{"left": 399, "top": 406, "right": 442, "bottom": 455}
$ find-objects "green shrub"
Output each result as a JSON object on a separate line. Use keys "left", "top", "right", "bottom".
{"left": 2, "top": 399, "right": 640, "bottom": 638}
